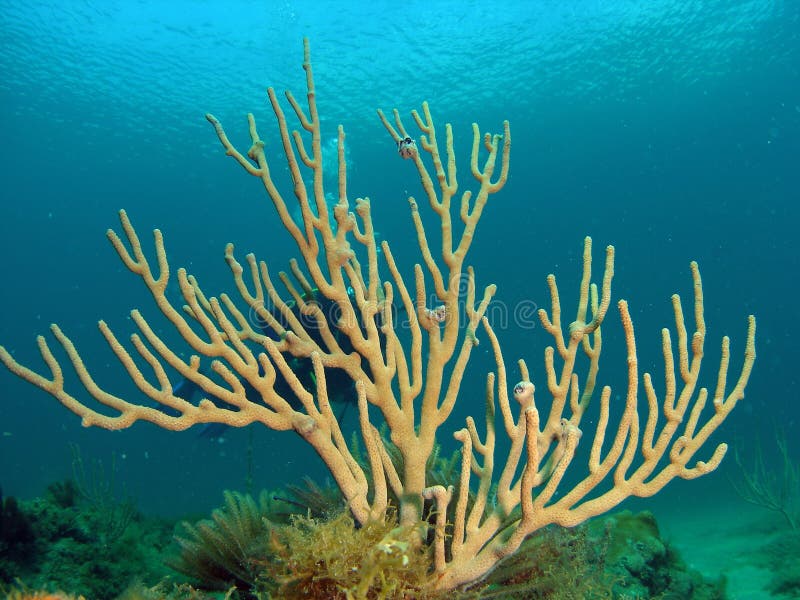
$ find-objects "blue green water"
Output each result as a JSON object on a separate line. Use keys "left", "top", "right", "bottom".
{"left": 0, "top": 0, "right": 796, "bottom": 565}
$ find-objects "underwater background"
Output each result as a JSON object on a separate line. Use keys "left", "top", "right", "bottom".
{"left": 1, "top": 0, "right": 798, "bottom": 597}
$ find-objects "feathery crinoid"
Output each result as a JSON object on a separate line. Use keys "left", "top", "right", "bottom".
{"left": 167, "top": 490, "right": 273, "bottom": 597}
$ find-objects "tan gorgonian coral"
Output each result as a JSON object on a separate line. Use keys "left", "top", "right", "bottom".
{"left": 0, "top": 39, "right": 755, "bottom": 589}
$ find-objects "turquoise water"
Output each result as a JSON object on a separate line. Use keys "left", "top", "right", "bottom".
{"left": 0, "top": 1, "right": 797, "bottom": 593}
